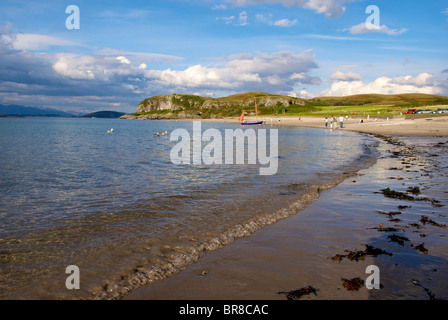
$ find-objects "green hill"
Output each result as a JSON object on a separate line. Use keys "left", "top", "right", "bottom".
{"left": 309, "top": 93, "right": 448, "bottom": 107}
{"left": 121, "top": 92, "right": 448, "bottom": 119}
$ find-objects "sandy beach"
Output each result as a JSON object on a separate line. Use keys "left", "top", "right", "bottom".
{"left": 126, "top": 115, "right": 448, "bottom": 300}
{"left": 199, "top": 114, "right": 448, "bottom": 137}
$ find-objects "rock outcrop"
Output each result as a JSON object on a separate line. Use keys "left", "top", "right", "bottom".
{"left": 136, "top": 92, "right": 305, "bottom": 114}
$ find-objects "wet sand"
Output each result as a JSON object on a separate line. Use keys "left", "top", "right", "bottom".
{"left": 127, "top": 117, "right": 448, "bottom": 300}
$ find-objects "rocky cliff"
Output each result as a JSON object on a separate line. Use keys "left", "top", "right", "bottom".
{"left": 136, "top": 92, "right": 305, "bottom": 114}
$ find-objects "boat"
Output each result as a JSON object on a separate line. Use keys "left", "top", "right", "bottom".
{"left": 239, "top": 98, "right": 264, "bottom": 125}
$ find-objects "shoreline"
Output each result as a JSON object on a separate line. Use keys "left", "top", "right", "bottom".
{"left": 190, "top": 115, "right": 448, "bottom": 138}
{"left": 126, "top": 119, "right": 448, "bottom": 300}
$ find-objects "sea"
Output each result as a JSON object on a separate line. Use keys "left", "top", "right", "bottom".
{"left": 0, "top": 117, "right": 378, "bottom": 299}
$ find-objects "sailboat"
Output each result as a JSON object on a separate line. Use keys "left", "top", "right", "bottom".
{"left": 240, "top": 98, "right": 264, "bottom": 125}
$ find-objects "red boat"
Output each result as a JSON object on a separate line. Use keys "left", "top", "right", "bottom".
{"left": 239, "top": 98, "right": 264, "bottom": 125}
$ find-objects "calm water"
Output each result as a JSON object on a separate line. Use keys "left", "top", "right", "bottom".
{"left": 0, "top": 117, "right": 377, "bottom": 299}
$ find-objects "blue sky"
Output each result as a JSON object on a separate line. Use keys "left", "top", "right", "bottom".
{"left": 0, "top": 0, "right": 447, "bottom": 113}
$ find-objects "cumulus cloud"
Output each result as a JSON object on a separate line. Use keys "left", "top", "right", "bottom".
{"left": 290, "top": 72, "right": 321, "bottom": 85}
{"left": 225, "top": 0, "right": 347, "bottom": 18}
{"left": 321, "top": 73, "right": 448, "bottom": 97}
{"left": 116, "top": 56, "right": 131, "bottom": 64}
{"left": 303, "top": 0, "right": 345, "bottom": 18}
{"left": 144, "top": 50, "right": 320, "bottom": 93}
{"left": 350, "top": 22, "right": 407, "bottom": 36}
{"left": 1, "top": 26, "right": 322, "bottom": 111}
{"left": 328, "top": 71, "right": 362, "bottom": 82}
{"left": 288, "top": 89, "right": 317, "bottom": 99}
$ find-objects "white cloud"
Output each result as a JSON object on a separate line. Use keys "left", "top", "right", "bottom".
{"left": 219, "top": 15, "right": 236, "bottom": 24}
{"left": 290, "top": 72, "right": 321, "bottom": 85}
{"left": 226, "top": 50, "right": 318, "bottom": 77}
{"left": 274, "top": 18, "right": 298, "bottom": 27}
{"left": 328, "top": 71, "right": 362, "bottom": 82}
{"left": 212, "top": 4, "right": 228, "bottom": 10}
{"left": 144, "top": 50, "right": 320, "bottom": 93}
{"left": 321, "top": 73, "right": 448, "bottom": 96}
{"left": 95, "top": 48, "right": 182, "bottom": 63}
{"left": 256, "top": 13, "right": 273, "bottom": 24}
{"left": 256, "top": 13, "right": 297, "bottom": 27}
{"left": 1, "top": 27, "right": 322, "bottom": 102}
{"left": 52, "top": 53, "right": 145, "bottom": 81}
{"left": 225, "top": 0, "right": 347, "bottom": 18}
{"left": 350, "top": 22, "right": 407, "bottom": 36}
{"left": 238, "top": 11, "right": 249, "bottom": 25}
{"left": 303, "top": 0, "right": 345, "bottom": 18}
{"left": 289, "top": 89, "right": 316, "bottom": 99}
{"left": 12, "top": 33, "right": 82, "bottom": 50}
{"left": 145, "top": 64, "right": 259, "bottom": 89}
{"left": 116, "top": 56, "right": 131, "bottom": 64}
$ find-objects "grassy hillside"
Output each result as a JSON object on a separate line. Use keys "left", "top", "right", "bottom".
{"left": 310, "top": 93, "right": 448, "bottom": 107}
{"left": 126, "top": 92, "right": 448, "bottom": 119}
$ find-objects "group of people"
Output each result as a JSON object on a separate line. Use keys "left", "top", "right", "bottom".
{"left": 325, "top": 116, "right": 345, "bottom": 129}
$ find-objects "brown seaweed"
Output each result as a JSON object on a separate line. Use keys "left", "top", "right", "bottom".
{"left": 379, "top": 187, "right": 415, "bottom": 201}
{"left": 387, "top": 234, "right": 410, "bottom": 246}
{"left": 277, "top": 286, "right": 318, "bottom": 300}
{"left": 420, "top": 215, "right": 447, "bottom": 228}
{"left": 341, "top": 277, "right": 365, "bottom": 291}
{"left": 379, "top": 188, "right": 443, "bottom": 206}
{"left": 331, "top": 244, "right": 392, "bottom": 262}
{"left": 407, "top": 186, "right": 420, "bottom": 195}
{"left": 415, "top": 243, "right": 429, "bottom": 254}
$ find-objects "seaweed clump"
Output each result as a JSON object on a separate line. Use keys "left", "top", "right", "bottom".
{"left": 420, "top": 215, "right": 447, "bottom": 228}
{"left": 380, "top": 188, "right": 415, "bottom": 201}
{"left": 341, "top": 277, "right": 365, "bottom": 291}
{"left": 277, "top": 286, "right": 318, "bottom": 300}
{"left": 387, "top": 234, "right": 410, "bottom": 246}
{"left": 331, "top": 244, "right": 392, "bottom": 262}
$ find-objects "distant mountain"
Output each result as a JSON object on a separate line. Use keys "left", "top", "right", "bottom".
{"left": 0, "top": 104, "right": 76, "bottom": 117}
{"left": 79, "top": 111, "right": 126, "bottom": 118}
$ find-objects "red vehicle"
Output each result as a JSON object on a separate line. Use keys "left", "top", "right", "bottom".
{"left": 406, "top": 108, "right": 417, "bottom": 114}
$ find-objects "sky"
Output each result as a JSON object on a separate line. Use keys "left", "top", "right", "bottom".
{"left": 0, "top": 0, "right": 447, "bottom": 114}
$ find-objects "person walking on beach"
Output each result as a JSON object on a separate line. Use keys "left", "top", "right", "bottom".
{"left": 330, "top": 116, "right": 333, "bottom": 129}
{"left": 325, "top": 117, "right": 328, "bottom": 128}
{"left": 339, "top": 116, "right": 344, "bottom": 128}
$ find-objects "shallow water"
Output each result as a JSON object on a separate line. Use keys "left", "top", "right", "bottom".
{"left": 126, "top": 135, "right": 448, "bottom": 300}
{"left": 0, "top": 117, "right": 377, "bottom": 299}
